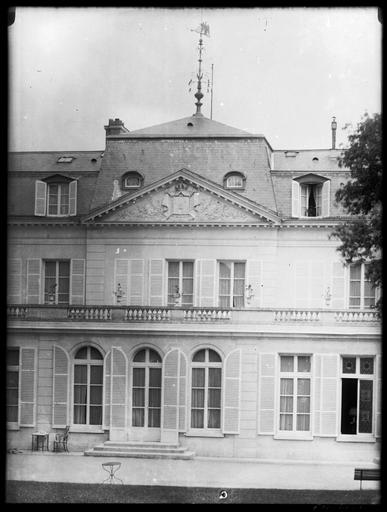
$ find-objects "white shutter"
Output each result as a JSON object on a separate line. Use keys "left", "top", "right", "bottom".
{"left": 68, "top": 180, "right": 77, "bottom": 216}
{"left": 129, "top": 259, "right": 144, "bottom": 305}
{"left": 161, "top": 348, "right": 179, "bottom": 443}
{"left": 291, "top": 180, "right": 300, "bottom": 217}
{"left": 319, "top": 354, "right": 339, "bottom": 436}
{"left": 246, "top": 260, "right": 262, "bottom": 308}
{"left": 103, "top": 351, "right": 111, "bottom": 429}
{"left": 321, "top": 180, "right": 331, "bottom": 217}
{"left": 222, "top": 349, "right": 241, "bottom": 434}
{"left": 331, "top": 261, "right": 346, "bottom": 309}
{"left": 70, "top": 259, "right": 85, "bottom": 305}
{"left": 313, "top": 354, "right": 322, "bottom": 436}
{"left": 34, "top": 180, "right": 47, "bottom": 216}
{"left": 178, "top": 351, "right": 187, "bottom": 432}
{"left": 110, "top": 347, "right": 127, "bottom": 440}
{"left": 26, "top": 259, "right": 41, "bottom": 304}
{"left": 258, "top": 353, "right": 276, "bottom": 434}
{"left": 7, "top": 258, "right": 22, "bottom": 304}
{"left": 52, "top": 345, "right": 69, "bottom": 427}
{"left": 375, "top": 355, "right": 381, "bottom": 438}
{"left": 149, "top": 259, "right": 164, "bottom": 306}
{"left": 19, "top": 347, "right": 37, "bottom": 427}
{"left": 114, "top": 259, "right": 129, "bottom": 305}
{"left": 198, "top": 259, "right": 216, "bottom": 307}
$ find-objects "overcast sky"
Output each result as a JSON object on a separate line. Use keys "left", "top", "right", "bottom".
{"left": 8, "top": 6, "right": 381, "bottom": 152}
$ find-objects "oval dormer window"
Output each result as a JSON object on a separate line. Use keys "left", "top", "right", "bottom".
{"left": 224, "top": 172, "right": 246, "bottom": 190}
{"left": 122, "top": 171, "right": 143, "bottom": 190}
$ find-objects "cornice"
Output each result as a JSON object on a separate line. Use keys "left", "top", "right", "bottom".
{"left": 8, "top": 170, "right": 100, "bottom": 178}
{"left": 270, "top": 170, "right": 350, "bottom": 176}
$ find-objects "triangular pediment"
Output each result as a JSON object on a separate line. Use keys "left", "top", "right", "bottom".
{"left": 82, "top": 169, "right": 280, "bottom": 225}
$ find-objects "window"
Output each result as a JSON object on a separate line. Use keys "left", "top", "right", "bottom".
{"left": 44, "top": 260, "right": 70, "bottom": 304}
{"left": 132, "top": 348, "right": 162, "bottom": 428}
{"left": 292, "top": 175, "right": 330, "bottom": 218}
{"left": 122, "top": 172, "right": 143, "bottom": 190}
{"left": 191, "top": 349, "right": 222, "bottom": 429}
{"left": 57, "top": 156, "right": 74, "bottom": 163}
{"left": 349, "top": 263, "right": 376, "bottom": 309}
{"left": 48, "top": 182, "right": 70, "bottom": 215}
{"left": 340, "top": 356, "right": 374, "bottom": 435}
{"left": 7, "top": 348, "right": 20, "bottom": 424}
{"left": 167, "top": 261, "right": 194, "bottom": 307}
{"left": 279, "top": 355, "right": 311, "bottom": 433}
{"left": 223, "top": 172, "right": 245, "bottom": 190}
{"left": 300, "top": 183, "right": 322, "bottom": 217}
{"left": 35, "top": 176, "right": 77, "bottom": 216}
{"left": 73, "top": 346, "right": 103, "bottom": 426}
{"left": 219, "top": 261, "right": 245, "bottom": 308}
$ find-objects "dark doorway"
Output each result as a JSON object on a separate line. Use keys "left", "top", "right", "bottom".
{"left": 341, "top": 379, "right": 357, "bottom": 434}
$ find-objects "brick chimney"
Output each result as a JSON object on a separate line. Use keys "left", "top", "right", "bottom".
{"left": 104, "top": 118, "right": 129, "bottom": 136}
{"left": 331, "top": 116, "right": 337, "bottom": 149}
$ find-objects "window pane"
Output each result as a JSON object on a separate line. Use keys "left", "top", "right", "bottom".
{"left": 168, "top": 262, "right": 179, "bottom": 278}
{"left": 280, "top": 378, "right": 293, "bottom": 395}
{"left": 74, "top": 385, "right": 87, "bottom": 404}
{"left": 297, "top": 356, "right": 311, "bottom": 373}
{"left": 208, "top": 350, "right": 221, "bottom": 363}
{"left": 89, "top": 406, "right": 102, "bottom": 425}
{"left": 89, "top": 347, "right": 103, "bottom": 360}
{"left": 296, "top": 414, "right": 310, "bottom": 431}
{"left": 280, "top": 356, "right": 294, "bottom": 372}
{"left": 183, "top": 262, "right": 193, "bottom": 277}
{"left": 149, "top": 388, "right": 161, "bottom": 407}
{"left": 342, "top": 357, "right": 356, "bottom": 374}
{"left": 149, "top": 350, "right": 162, "bottom": 363}
{"left": 90, "top": 386, "right": 102, "bottom": 405}
{"left": 132, "top": 408, "right": 144, "bottom": 427}
{"left": 219, "top": 262, "right": 231, "bottom": 278}
{"left": 208, "top": 409, "right": 220, "bottom": 428}
{"left": 191, "top": 389, "right": 205, "bottom": 408}
{"left": 133, "top": 388, "right": 145, "bottom": 407}
{"left": 7, "top": 371, "right": 19, "bottom": 387}
{"left": 364, "top": 297, "right": 376, "bottom": 308}
{"left": 359, "top": 380, "right": 373, "bottom": 433}
{"left": 219, "top": 296, "right": 230, "bottom": 308}
{"left": 7, "top": 349, "right": 20, "bottom": 366}
{"left": 182, "top": 278, "right": 193, "bottom": 294}
{"left": 280, "top": 414, "right": 293, "bottom": 430}
{"left": 349, "top": 297, "right": 361, "bottom": 308}
{"left": 90, "top": 366, "right": 103, "bottom": 384}
{"left": 7, "top": 406, "right": 18, "bottom": 423}
{"left": 280, "top": 396, "right": 293, "bottom": 413}
{"left": 219, "top": 279, "right": 231, "bottom": 295}
{"left": 350, "top": 281, "right": 361, "bottom": 297}
{"left": 74, "top": 365, "right": 87, "bottom": 383}
{"left": 234, "top": 262, "right": 245, "bottom": 278}
{"left": 74, "top": 405, "right": 86, "bottom": 424}
{"left": 75, "top": 347, "right": 88, "bottom": 359}
{"left": 209, "top": 367, "right": 222, "bottom": 387}
{"left": 208, "top": 388, "right": 221, "bottom": 408}
{"left": 7, "top": 389, "right": 19, "bottom": 405}
{"left": 360, "top": 358, "right": 374, "bottom": 375}
{"left": 191, "top": 409, "right": 204, "bottom": 428}
{"left": 192, "top": 367, "right": 205, "bottom": 386}
{"left": 350, "top": 264, "right": 361, "bottom": 280}
{"left": 192, "top": 350, "right": 205, "bottom": 363}
{"left": 133, "top": 349, "right": 146, "bottom": 362}
{"left": 148, "top": 408, "right": 160, "bottom": 428}
{"left": 133, "top": 368, "right": 145, "bottom": 387}
{"left": 149, "top": 368, "right": 162, "bottom": 387}
{"left": 297, "top": 379, "right": 310, "bottom": 395}
{"left": 297, "top": 396, "right": 310, "bottom": 413}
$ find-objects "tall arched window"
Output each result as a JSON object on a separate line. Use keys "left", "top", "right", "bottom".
{"left": 191, "top": 348, "right": 222, "bottom": 429}
{"left": 132, "top": 348, "right": 162, "bottom": 428}
{"left": 73, "top": 346, "right": 103, "bottom": 425}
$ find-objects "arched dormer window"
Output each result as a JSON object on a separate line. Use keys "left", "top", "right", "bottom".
{"left": 35, "top": 174, "right": 77, "bottom": 217}
{"left": 223, "top": 172, "right": 246, "bottom": 190}
{"left": 121, "top": 171, "right": 144, "bottom": 190}
{"left": 291, "top": 174, "right": 330, "bottom": 218}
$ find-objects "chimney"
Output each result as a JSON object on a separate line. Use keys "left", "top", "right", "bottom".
{"left": 331, "top": 116, "right": 337, "bottom": 149}
{"left": 104, "top": 118, "right": 129, "bottom": 136}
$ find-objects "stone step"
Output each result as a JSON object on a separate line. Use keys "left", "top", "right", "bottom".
{"left": 84, "top": 449, "right": 195, "bottom": 460}
{"left": 103, "top": 441, "right": 180, "bottom": 449}
{"left": 91, "top": 444, "right": 187, "bottom": 454}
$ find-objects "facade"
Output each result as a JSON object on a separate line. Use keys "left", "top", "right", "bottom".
{"left": 7, "top": 110, "right": 381, "bottom": 463}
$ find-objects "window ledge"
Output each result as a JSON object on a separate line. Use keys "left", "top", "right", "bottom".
{"left": 336, "top": 435, "right": 376, "bottom": 443}
{"left": 70, "top": 426, "right": 105, "bottom": 434}
{"left": 7, "top": 424, "right": 20, "bottom": 431}
{"left": 184, "top": 430, "right": 224, "bottom": 438}
{"left": 274, "top": 433, "right": 314, "bottom": 441}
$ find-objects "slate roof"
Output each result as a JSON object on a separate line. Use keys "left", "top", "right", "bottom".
{"left": 273, "top": 148, "right": 345, "bottom": 171}
{"left": 8, "top": 151, "right": 104, "bottom": 174}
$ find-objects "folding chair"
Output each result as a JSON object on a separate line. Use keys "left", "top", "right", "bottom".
{"left": 53, "top": 425, "right": 70, "bottom": 452}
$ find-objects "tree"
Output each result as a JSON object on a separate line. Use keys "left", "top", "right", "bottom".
{"left": 331, "top": 112, "right": 382, "bottom": 310}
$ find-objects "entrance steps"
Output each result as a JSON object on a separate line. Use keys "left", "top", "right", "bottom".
{"left": 84, "top": 440, "right": 195, "bottom": 460}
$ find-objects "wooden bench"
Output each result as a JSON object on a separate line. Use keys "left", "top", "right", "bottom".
{"left": 354, "top": 468, "right": 380, "bottom": 490}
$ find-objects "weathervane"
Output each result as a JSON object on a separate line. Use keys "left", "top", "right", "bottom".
{"left": 189, "top": 22, "right": 211, "bottom": 116}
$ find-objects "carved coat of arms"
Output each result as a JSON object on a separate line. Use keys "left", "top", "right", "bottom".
{"left": 162, "top": 182, "right": 200, "bottom": 219}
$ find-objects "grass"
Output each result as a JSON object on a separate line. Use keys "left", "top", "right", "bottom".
{"left": 5, "top": 481, "right": 380, "bottom": 504}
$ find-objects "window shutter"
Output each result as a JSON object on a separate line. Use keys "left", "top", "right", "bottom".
{"left": 26, "top": 259, "right": 41, "bottom": 304}
{"left": 161, "top": 348, "right": 179, "bottom": 443}
{"left": 197, "top": 259, "right": 216, "bottom": 307}
{"left": 7, "top": 258, "right": 22, "bottom": 304}
{"left": 149, "top": 259, "right": 164, "bottom": 306}
{"left": 331, "top": 261, "right": 346, "bottom": 309}
{"left": 110, "top": 347, "right": 127, "bottom": 440}
{"left": 246, "top": 260, "right": 262, "bottom": 308}
{"left": 321, "top": 180, "right": 331, "bottom": 217}
{"left": 52, "top": 345, "right": 69, "bottom": 428}
{"left": 19, "top": 347, "right": 37, "bottom": 427}
{"left": 129, "top": 259, "right": 145, "bottom": 305}
{"left": 222, "top": 349, "right": 241, "bottom": 434}
{"left": 178, "top": 351, "right": 187, "bottom": 432}
{"left": 34, "top": 180, "right": 47, "bottom": 216}
{"left": 114, "top": 259, "right": 129, "bottom": 305}
{"left": 68, "top": 180, "right": 77, "bottom": 216}
{"left": 258, "top": 353, "right": 276, "bottom": 434}
{"left": 103, "top": 351, "right": 111, "bottom": 430}
{"left": 291, "top": 180, "right": 300, "bottom": 217}
{"left": 313, "top": 354, "right": 322, "bottom": 436}
{"left": 319, "top": 354, "right": 339, "bottom": 436}
{"left": 375, "top": 355, "right": 381, "bottom": 438}
{"left": 70, "top": 259, "right": 85, "bottom": 305}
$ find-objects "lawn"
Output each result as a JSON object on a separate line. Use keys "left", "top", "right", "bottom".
{"left": 5, "top": 481, "right": 380, "bottom": 504}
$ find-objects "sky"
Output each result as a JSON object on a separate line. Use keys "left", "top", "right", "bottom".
{"left": 8, "top": 6, "right": 381, "bottom": 152}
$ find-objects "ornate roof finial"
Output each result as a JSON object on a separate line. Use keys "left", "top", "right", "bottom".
{"left": 190, "top": 22, "right": 210, "bottom": 116}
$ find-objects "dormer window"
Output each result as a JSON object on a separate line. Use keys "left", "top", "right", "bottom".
{"left": 292, "top": 174, "right": 330, "bottom": 218}
{"left": 224, "top": 172, "right": 246, "bottom": 190}
{"left": 35, "top": 175, "right": 77, "bottom": 217}
{"left": 122, "top": 171, "right": 143, "bottom": 190}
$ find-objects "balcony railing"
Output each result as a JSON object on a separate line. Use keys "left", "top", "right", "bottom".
{"left": 7, "top": 304, "right": 380, "bottom": 324}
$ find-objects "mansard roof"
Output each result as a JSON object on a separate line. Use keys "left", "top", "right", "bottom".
{"left": 273, "top": 148, "right": 345, "bottom": 171}
{"left": 8, "top": 150, "right": 104, "bottom": 174}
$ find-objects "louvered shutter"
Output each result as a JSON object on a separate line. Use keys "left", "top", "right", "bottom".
{"left": 258, "top": 353, "right": 276, "bottom": 434}
{"left": 321, "top": 180, "right": 331, "bottom": 217}
{"left": 197, "top": 259, "right": 216, "bottom": 307}
{"left": 52, "top": 345, "right": 69, "bottom": 427}
{"left": 19, "top": 348, "right": 37, "bottom": 426}
{"left": 114, "top": 259, "right": 129, "bottom": 305}
{"left": 70, "top": 259, "right": 85, "bottom": 305}
{"left": 291, "top": 181, "right": 300, "bottom": 217}
{"left": 178, "top": 351, "right": 187, "bottom": 432}
{"left": 331, "top": 261, "right": 346, "bottom": 309}
{"left": 68, "top": 180, "right": 77, "bottom": 216}
{"left": 313, "top": 354, "right": 322, "bottom": 436}
{"left": 246, "top": 260, "right": 262, "bottom": 308}
{"left": 129, "top": 259, "right": 144, "bottom": 305}
{"left": 110, "top": 347, "right": 127, "bottom": 440}
{"left": 319, "top": 354, "right": 339, "bottom": 436}
{"left": 7, "top": 258, "right": 22, "bottom": 304}
{"left": 161, "top": 348, "right": 179, "bottom": 443}
{"left": 103, "top": 351, "right": 111, "bottom": 429}
{"left": 149, "top": 259, "right": 165, "bottom": 306}
{"left": 26, "top": 259, "right": 41, "bottom": 304}
{"left": 34, "top": 180, "right": 47, "bottom": 216}
{"left": 375, "top": 355, "right": 381, "bottom": 438}
{"left": 222, "top": 349, "right": 241, "bottom": 434}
